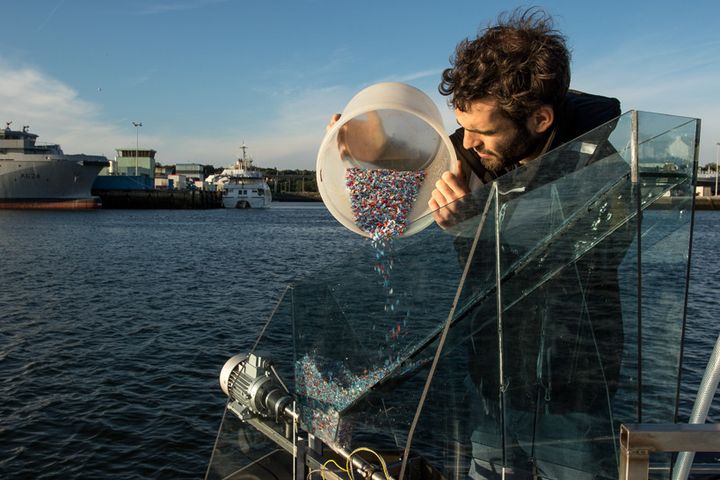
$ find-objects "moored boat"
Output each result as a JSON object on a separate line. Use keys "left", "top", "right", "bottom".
{"left": 0, "top": 123, "right": 109, "bottom": 209}
{"left": 206, "top": 143, "right": 272, "bottom": 209}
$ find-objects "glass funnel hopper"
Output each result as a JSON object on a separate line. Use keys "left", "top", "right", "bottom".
{"left": 206, "top": 110, "right": 700, "bottom": 480}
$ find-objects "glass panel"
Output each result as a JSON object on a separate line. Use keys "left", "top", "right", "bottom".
{"left": 291, "top": 220, "right": 468, "bottom": 448}
{"left": 494, "top": 153, "right": 636, "bottom": 479}
{"left": 637, "top": 112, "right": 698, "bottom": 422}
{"left": 205, "top": 287, "right": 298, "bottom": 479}
{"left": 637, "top": 113, "right": 698, "bottom": 474}
{"left": 205, "top": 408, "right": 294, "bottom": 480}
{"left": 207, "top": 111, "right": 699, "bottom": 480}
{"left": 399, "top": 121, "right": 642, "bottom": 477}
{"left": 407, "top": 112, "right": 697, "bottom": 479}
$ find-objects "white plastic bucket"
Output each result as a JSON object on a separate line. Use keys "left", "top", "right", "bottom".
{"left": 316, "top": 82, "right": 456, "bottom": 238}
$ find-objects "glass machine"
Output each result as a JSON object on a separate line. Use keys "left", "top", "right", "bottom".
{"left": 206, "top": 111, "right": 701, "bottom": 480}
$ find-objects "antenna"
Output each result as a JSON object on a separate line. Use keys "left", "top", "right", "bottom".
{"left": 240, "top": 142, "right": 248, "bottom": 161}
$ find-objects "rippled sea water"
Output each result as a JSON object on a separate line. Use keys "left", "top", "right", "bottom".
{"left": 0, "top": 205, "right": 363, "bottom": 479}
{"left": 680, "top": 211, "right": 720, "bottom": 422}
{"left": 0, "top": 205, "right": 717, "bottom": 479}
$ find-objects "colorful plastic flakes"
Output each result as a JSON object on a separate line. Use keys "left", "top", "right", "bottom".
{"left": 296, "top": 354, "right": 399, "bottom": 411}
{"left": 295, "top": 353, "right": 401, "bottom": 442}
{"left": 345, "top": 168, "right": 426, "bottom": 240}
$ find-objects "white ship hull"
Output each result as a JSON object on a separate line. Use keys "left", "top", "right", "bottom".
{"left": 222, "top": 182, "right": 272, "bottom": 209}
{"left": 208, "top": 144, "right": 272, "bottom": 209}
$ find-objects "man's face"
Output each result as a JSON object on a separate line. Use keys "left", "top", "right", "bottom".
{"left": 455, "top": 98, "right": 543, "bottom": 173}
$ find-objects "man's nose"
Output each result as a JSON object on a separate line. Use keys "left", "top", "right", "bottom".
{"left": 463, "top": 131, "right": 482, "bottom": 151}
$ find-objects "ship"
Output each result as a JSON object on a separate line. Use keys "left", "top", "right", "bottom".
{"left": 206, "top": 143, "right": 272, "bottom": 209}
{"left": 0, "top": 122, "right": 109, "bottom": 209}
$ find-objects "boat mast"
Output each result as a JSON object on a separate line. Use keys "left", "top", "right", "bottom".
{"left": 239, "top": 142, "right": 253, "bottom": 170}
{"left": 240, "top": 142, "right": 248, "bottom": 162}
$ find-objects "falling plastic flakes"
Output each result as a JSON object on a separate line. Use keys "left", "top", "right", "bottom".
{"left": 345, "top": 168, "right": 426, "bottom": 241}
{"left": 292, "top": 169, "right": 421, "bottom": 444}
{"left": 372, "top": 236, "right": 398, "bottom": 316}
{"left": 345, "top": 168, "right": 424, "bottom": 324}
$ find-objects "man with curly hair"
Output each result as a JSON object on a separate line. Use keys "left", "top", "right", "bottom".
{"left": 430, "top": 8, "right": 620, "bottom": 226}
{"left": 327, "top": 9, "right": 625, "bottom": 479}
{"left": 428, "top": 8, "right": 626, "bottom": 480}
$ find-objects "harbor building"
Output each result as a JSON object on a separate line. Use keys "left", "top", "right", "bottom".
{"left": 175, "top": 163, "right": 215, "bottom": 190}
{"left": 91, "top": 144, "right": 220, "bottom": 206}
{"left": 114, "top": 148, "right": 157, "bottom": 177}
{"left": 175, "top": 163, "right": 205, "bottom": 180}
{"left": 155, "top": 163, "right": 175, "bottom": 177}
{"left": 94, "top": 147, "right": 156, "bottom": 190}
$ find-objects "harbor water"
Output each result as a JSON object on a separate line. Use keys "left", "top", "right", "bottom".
{"left": 0, "top": 205, "right": 718, "bottom": 479}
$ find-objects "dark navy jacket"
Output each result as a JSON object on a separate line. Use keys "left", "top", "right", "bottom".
{"left": 452, "top": 91, "right": 629, "bottom": 416}
{"left": 449, "top": 90, "right": 621, "bottom": 187}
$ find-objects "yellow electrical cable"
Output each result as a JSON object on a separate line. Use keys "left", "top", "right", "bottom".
{"left": 309, "top": 446, "right": 393, "bottom": 480}
{"left": 321, "top": 458, "right": 349, "bottom": 480}
{"left": 345, "top": 447, "right": 392, "bottom": 480}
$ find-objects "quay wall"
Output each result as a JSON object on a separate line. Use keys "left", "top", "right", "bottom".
{"left": 273, "top": 191, "right": 321, "bottom": 202}
{"left": 694, "top": 196, "right": 720, "bottom": 210}
{"left": 93, "top": 189, "right": 223, "bottom": 209}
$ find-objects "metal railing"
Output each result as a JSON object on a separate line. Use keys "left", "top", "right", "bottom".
{"left": 619, "top": 423, "right": 720, "bottom": 480}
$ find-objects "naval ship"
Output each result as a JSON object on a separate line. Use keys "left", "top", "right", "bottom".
{"left": 0, "top": 122, "right": 109, "bottom": 209}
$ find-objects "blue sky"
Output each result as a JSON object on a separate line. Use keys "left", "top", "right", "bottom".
{"left": 1, "top": 0, "right": 719, "bottom": 169}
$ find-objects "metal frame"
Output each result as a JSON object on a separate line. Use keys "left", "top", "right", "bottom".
{"left": 619, "top": 423, "right": 720, "bottom": 480}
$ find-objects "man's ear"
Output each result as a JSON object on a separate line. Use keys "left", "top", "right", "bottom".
{"left": 528, "top": 105, "right": 554, "bottom": 134}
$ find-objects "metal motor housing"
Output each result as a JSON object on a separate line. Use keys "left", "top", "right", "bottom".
{"left": 219, "top": 352, "right": 293, "bottom": 421}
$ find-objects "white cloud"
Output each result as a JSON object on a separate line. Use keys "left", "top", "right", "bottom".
{"left": 151, "top": 85, "right": 353, "bottom": 169}
{"left": 0, "top": 58, "right": 130, "bottom": 159}
{"left": 0, "top": 56, "right": 348, "bottom": 170}
{"left": 7, "top": 47, "right": 710, "bottom": 173}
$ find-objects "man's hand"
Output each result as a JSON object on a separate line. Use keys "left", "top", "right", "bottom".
{"left": 327, "top": 112, "right": 387, "bottom": 163}
{"left": 429, "top": 160, "right": 470, "bottom": 228}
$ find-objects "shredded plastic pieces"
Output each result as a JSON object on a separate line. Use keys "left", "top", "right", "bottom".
{"left": 297, "top": 354, "right": 398, "bottom": 412}
{"left": 294, "top": 168, "right": 426, "bottom": 444}
{"left": 345, "top": 167, "right": 425, "bottom": 314}
{"left": 295, "top": 353, "right": 400, "bottom": 444}
{"left": 345, "top": 168, "right": 426, "bottom": 240}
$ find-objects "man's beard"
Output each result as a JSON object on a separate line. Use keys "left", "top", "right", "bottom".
{"left": 475, "top": 124, "right": 542, "bottom": 173}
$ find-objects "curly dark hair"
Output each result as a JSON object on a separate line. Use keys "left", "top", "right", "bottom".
{"left": 439, "top": 7, "right": 571, "bottom": 124}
